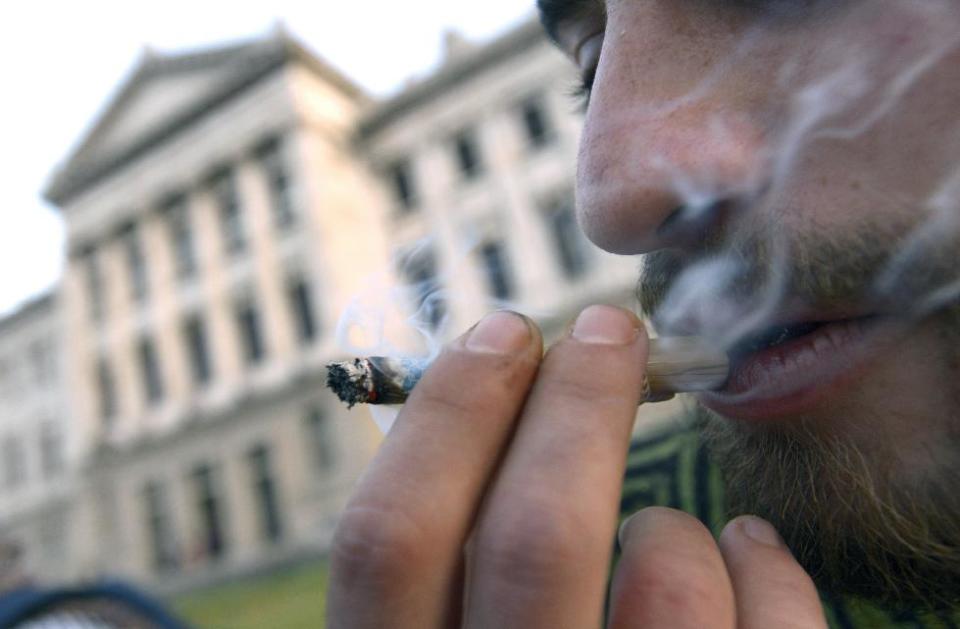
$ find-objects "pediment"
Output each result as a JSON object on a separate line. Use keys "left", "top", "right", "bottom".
{"left": 93, "top": 67, "right": 240, "bottom": 159}
{"left": 45, "top": 30, "right": 367, "bottom": 205}
{"left": 72, "top": 60, "right": 250, "bottom": 170}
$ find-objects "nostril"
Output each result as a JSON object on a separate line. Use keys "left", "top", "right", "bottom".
{"left": 655, "top": 200, "right": 737, "bottom": 248}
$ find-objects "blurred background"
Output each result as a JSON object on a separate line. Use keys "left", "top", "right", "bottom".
{"left": 0, "top": 2, "right": 684, "bottom": 626}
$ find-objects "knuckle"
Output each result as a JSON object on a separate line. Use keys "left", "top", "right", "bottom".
{"left": 537, "top": 366, "right": 615, "bottom": 406}
{"left": 413, "top": 384, "right": 482, "bottom": 418}
{"left": 329, "top": 504, "right": 429, "bottom": 593}
{"left": 615, "top": 508, "right": 733, "bottom": 625}
{"left": 416, "top": 352, "right": 537, "bottom": 418}
{"left": 473, "top": 502, "right": 587, "bottom": 589}
{"left": 622, "top": 549, "right": 729, "bottom": 623}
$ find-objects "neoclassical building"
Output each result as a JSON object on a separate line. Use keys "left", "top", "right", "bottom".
{"left": 40, "top": 19, "right": 681, "bottom": 590}
{"left": 0, "top": 292, "right": 77, "bottom": 584}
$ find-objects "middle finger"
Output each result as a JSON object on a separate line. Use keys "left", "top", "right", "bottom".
{"left": 465, "top": 305, "right": 648, "bottom": 628}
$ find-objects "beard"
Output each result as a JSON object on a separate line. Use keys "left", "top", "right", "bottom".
{"left": 697, "top": 404, "right": 960, "bottom": 611}
{"left": 637, "top": 212, "right": 960, "bottom": 610}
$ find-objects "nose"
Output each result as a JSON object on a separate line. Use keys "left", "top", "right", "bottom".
{"left": 575, "top": 17, "right": 768, "bottom": 254}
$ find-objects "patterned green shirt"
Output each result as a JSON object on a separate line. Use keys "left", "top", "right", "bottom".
{"left": 619, "top": 425, "right": 960, "bottom": 628}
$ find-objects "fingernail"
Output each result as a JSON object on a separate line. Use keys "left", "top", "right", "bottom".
{"left": 617, "top": 513, "right": 639, "bottom": 549}
{"left": 466, "top": 311, "right": 531, "bottom": 354}
{"left": 572, "top": 305, "right": 638, "bottom": 345}
{"left": 740, "top": 516, "right": 786, "bottom": 548}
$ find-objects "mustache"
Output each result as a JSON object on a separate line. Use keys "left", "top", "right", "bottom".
{"left": 636, "top": 212, "right": 960, "bottom": 342}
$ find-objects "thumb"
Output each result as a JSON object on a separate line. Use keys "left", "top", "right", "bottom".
{"left": 718, "top": 515, "right": 828, "bottom": 629}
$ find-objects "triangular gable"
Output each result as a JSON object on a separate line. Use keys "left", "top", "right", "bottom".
{"left": 63, "top": 40, "right": 273, "bottom": 176}
{"left": 88, "top": 65, "right": 245, "bottom": 164}
{"left": 44, "top": 29, "right": 368, "bottom": 205}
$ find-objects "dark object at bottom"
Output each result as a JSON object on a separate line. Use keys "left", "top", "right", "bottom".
{"left": 0, "top": 581, "right": 193, "bottom": 628}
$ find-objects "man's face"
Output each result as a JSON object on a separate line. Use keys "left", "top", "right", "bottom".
{"left": 540, "top": 0, "right": 960, "bottom": 609}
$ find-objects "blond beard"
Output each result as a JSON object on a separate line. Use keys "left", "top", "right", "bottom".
{"left": 696, "top": 400, "right": 960, "bottom": 611}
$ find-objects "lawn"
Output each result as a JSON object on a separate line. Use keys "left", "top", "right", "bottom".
{"left": 171, "top": 560, "right": 329, "bottom": 629}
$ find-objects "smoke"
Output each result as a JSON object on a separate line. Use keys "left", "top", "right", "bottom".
{"left": 333, "top": 232, "right": 551, "bottom": 433}
{"left": 636, "top": 0, "right": 960, "bottom": 359}
{"left": 631, "top": 1, "right": 960, "bottom": 607}
{"left": 335, "top": 0, "right": 960, "bottom": 418}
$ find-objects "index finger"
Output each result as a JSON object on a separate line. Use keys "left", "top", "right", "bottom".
{"left": 326, "top": 311, "right": 542, "bottom": 629}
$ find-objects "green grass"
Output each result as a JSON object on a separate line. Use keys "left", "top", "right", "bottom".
{"left": 171, "top": 560, "right": 329, "bottom": 629}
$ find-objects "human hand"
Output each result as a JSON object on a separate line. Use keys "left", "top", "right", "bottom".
{"left": 326, "top": 305, "right": 827, "bottom": 628}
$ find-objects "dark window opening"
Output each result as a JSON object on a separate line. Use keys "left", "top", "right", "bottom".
{"left": 164, "top": 196, "right": 197, "bottom": 279}
{"left": 402, "top": 250, "right": 445, "bottom": 330}
{"left": 2, "top": 437, "right": 25, "bottom": 490}
{"left": 521, "top": 98, "right": 553, "bottom": 149}
{"left": 83, "top": 248, "right": 104, "bottom": 323}
{"left": 454, "top": 130, "right": 483, "bottom": 180}
{"left": 40, "top": 421, "right": 63, "bottom": 479}
{"left": 97, "top": 359, "right": 116, "bottom": 427}
{"left": 304, "top": 406, "right": 335, "bottom": 473}
{"left": 211, "top": 169, "right": 246, "bottom": 255}
{"left": 389, "top": 161, "right": 417, "bottom": 212}
{"left": 184, "top": 315, "right": 213, "bottom": 386}
{"left": 547, "top": 197, "right": 590, "bottom": 279}
{"left": 257, "top": 138, "right": 297, "bottom": 230}
{"left": 288, "top": 275, "right": 318, "bottom": 343}
{"left": 138, "top": 337, "right": 164, "bottom": 405}
{"left": 29, "top": 340, "right": 55, "bottom": 386}
{"left": 192, "top": 464, "right": 228, "bottom": 560}
{"left": 144, "top": 481, "right": 179, "bottom": 573}
{"left": 248, "top": 443, "right": 284, "bottom": 543}
{"left": 121, "top": 224, "right": 148, "bottom": 303}
{"left": 236, "top": 299, "right": 266, "bottom": 365}
{"left": 480, "top": 241, "right": 514, "bottom": 300}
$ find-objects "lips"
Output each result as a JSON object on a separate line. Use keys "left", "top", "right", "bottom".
{"left": 697, "top": 314, "right": 891, "bottom": 421}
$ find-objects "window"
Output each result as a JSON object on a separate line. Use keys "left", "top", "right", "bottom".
{"left": 520, "top": 97, "right": 554, "bottom": 149}
{"left": 256, "top": 138, "right": 297, "bottom": 230}
{"left": 287, "top": 274, "right": 318, "bottom": 344}
{"left": 546, "top": 196, "right": 590, "bottom": 279}
{"left": 0, "top": 358, "right": 12, "bottom": 398}
{"left": 453, "top": 129, "right": 483, "bottom": 180}
{"left": 163, "top": 195, "right": 196, "bottom": 279}
{"left": 248, "top": 443, "right": 284, "bottom": 543}
{"left": 402, "top": 249, "right": 445, "bottom": 330}
{"left": 121, "top": 223, "right": 148, "bottom": 303}
{"left": 138, "top": 336, "right": 164, "bottom": 405}
{"left": 82, "top": 247, "right": 104, "bottom": 323}
{"left": 303, "top": 405, "right": 336, "bottom": 472}
{"left": 211, "top": 168, "right": 246, "bottom": 255}
{"left": 184, "top": 315, "right": 213, "bottom": 386}
{"left": 143, "top": 480, "right": 178, "bottom": 573}
{"left": 29, "top": 339, "right": 55, "bottom": 387}
{"left": 96, "top": 358, "right": 116, "bottom": 428}
{"left": 389, "top": 160, "right": 417, "bottom": 212}
{"left": 479, "top": 240, "right": 514, "bottom": 300}
{"left": 235, "top": 297, "right": 266, "bottom": 365}
{"left": 2, "top": 436, "right": 25, "bottom": 490}
{"left": 191, "top": 464, "right": 228, "bottom": 560}
{"left": 39, "top": 421, "right": 63, "bottom": 480}
{"left": 38, "top": 515, "right": 67, "bottom": 568}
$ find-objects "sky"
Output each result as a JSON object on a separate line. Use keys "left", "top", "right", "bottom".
{"left": 0, "top": 0, "right": 536, "bottom": 317}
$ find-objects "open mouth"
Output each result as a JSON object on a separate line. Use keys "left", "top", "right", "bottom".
{"left": 728, "top": 320, "right": 831, "bottom": 360}
{"left": 698, "top": 313, "right": 889, "bottom": 420}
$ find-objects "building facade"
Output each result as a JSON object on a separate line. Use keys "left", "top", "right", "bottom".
{"left": 44, "top": 30, "right": 388, "bottom": 591}
{"left": 40, "top": 19, "right": 684, "bottom": 590}
{"left": 0, "top": 292, "right": 77, "bottom": 584}
{"left": 358, "top": 20, "right": 640, "bottom": 339}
